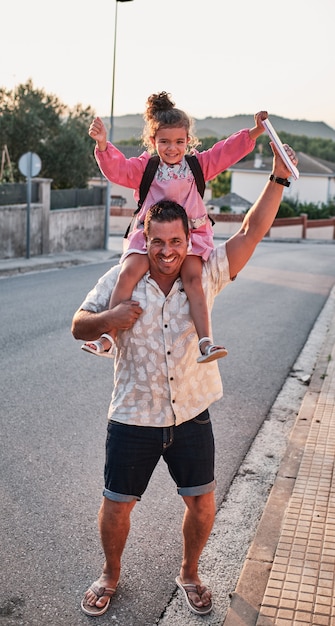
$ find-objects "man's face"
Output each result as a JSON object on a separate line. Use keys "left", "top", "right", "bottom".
{"left": 145, "top": 218, "right": 189, "bottom": 281}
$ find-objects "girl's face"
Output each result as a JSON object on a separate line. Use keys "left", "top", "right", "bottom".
{"left": 151, "top": 127, "right": 189, "bottom": 165}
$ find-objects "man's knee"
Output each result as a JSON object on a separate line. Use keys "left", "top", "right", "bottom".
{"left": 183, "top": 492, "right": 216, "bottom": 518}
{"left": 99, "top": 497, "right": 136, "bottom": 521}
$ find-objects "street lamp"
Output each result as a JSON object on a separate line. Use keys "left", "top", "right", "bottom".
{"left": 104, "top": 0, "right": 134, "bottom": 250}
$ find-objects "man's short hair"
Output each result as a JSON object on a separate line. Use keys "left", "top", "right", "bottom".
{"left": 144, "top": 200, "right": 189, "bottom": 238}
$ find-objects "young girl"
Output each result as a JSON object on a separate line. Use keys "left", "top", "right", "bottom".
{"left": 82, "top": 92, "right": 267, "bottom": 363}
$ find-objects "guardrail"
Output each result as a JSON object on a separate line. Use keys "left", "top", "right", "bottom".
{"left": 270, "top": 213, "right": 335, "bottom": 239}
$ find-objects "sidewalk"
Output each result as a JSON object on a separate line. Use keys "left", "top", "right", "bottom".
{"left": 0, "top": 236, "right": 124, "bottom": 278}
{"left": 224, "top": 287, "right": 335, "bottom": 625}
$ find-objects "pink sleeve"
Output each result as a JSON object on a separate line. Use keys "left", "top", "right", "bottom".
{"left": 196, "top": 129, "right": 255, "bottom": 181}
{"left": 94, "top": 143, "right": 150, "bottom": 192}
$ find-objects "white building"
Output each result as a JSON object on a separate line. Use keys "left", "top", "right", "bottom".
{"left": 229, "top": 152, "right": 335, "bottom": 206}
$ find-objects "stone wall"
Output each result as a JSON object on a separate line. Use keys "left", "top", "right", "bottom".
{"left": 0, "top": 178, "right": 105, "bottom": 259}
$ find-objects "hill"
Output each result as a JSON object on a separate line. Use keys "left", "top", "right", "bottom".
{"left": 104, "top": 114, "right": 335, "bottom": 143}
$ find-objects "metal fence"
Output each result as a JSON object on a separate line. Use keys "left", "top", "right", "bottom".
{"left": 0, "top": 183, "right": 103, "bottom": 209}
{"left": 50, "top": 186, "right": 103, "bottom": 209}
{"left": 0, "top": 182, "right": 39, "bottom": 204}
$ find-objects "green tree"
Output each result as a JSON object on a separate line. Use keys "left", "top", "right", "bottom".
{"left": 255, "top": 133, "right": 335, "bottom": 162}
{"left": 209, "top": 171, "right": 231, "bottom": 198}
{"left": 197, "top": 136, "right": 218, "bottom": 151}
{"left": 0, "top": 80, "right": 97, "bottom": 188}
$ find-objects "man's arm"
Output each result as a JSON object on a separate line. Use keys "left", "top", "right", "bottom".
{"left": 71, "top": 301, "right": 143, "bottom": 341}
{"left": 226, "top": 143, "right": 297, "bottom": 279}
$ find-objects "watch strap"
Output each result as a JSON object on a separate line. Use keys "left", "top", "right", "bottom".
{"left": 269, "top": 174, "right": 290, "bottom": 187}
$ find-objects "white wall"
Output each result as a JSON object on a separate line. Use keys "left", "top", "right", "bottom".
{"left": 231, "top": 171, "right": 335, "bottom": 205}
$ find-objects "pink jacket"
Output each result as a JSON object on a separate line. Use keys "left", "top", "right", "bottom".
{"left": 95, "top": 129, "right": 255, "bottom": 261}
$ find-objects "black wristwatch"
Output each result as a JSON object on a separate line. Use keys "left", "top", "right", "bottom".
{"left": 269, "top": 174, "right": 290, "bottom": 187}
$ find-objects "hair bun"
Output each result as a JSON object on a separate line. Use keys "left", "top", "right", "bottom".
{"left": 145, "top": 92, "right": 174, "bottom": 119}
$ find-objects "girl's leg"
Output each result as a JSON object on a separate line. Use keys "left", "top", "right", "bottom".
{"left": 82, "top": 254, "right": 149, "bottom": 355}
{"left": 181, "top": 255, "right": 210, "bottom": 342}
{"left": 109, "top": 253, "right": 149, "bottom": 309}
{"left": 181, "top": 255, "right": 227, "bottom": 363}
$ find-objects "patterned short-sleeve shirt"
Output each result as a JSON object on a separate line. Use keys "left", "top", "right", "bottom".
{"left": 80, "top": 243, "right": 231, "bottom": 426}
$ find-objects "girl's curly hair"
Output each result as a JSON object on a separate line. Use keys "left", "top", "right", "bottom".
{"left": 141, "top": 91, "right": 200, "bottom": 154}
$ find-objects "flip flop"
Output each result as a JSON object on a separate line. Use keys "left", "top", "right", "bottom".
{"left": 175, "top": 575, "right": 213, "bottom": 615}
{"left": 81, "top": 333, "right": 115, "bottom": 359}
{"left": 81, "top": 582, "right": 116, "bottom": 616}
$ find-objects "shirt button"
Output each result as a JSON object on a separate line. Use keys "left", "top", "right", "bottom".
{"left": 167, "top": 351, "right": 171, "bottom": 355}
{"left": 170, "top": 377, "right": 174, "bottom": 381}
{"left": 172, "top": 399, "right": 175, "bottom": 403}
{"left": 164, "top": 324, "right": 168, "bottom": 328}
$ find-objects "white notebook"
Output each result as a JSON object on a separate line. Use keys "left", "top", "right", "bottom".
{"left": 262, "top": 118, "right": 299, "bottom": 180}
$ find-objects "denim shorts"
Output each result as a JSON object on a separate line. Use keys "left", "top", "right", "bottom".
{"left": 103, "top": 409, "right": 215, "bottom": 502}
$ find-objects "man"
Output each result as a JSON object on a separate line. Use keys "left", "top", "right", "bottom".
{"left": 72, "top": 144, "right": 298, "bottom": 617}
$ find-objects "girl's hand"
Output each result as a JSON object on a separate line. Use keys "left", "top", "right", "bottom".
{"left": 254, "top": 110, "right": 268, "bottom": 128}
{"left": 249, "top": 111, "right": 268, "bottom": 140}
{"left": 88, "top": 117, "right": 108, "bottom": 149}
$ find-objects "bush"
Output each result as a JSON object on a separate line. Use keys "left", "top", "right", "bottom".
{"left": 277, "top": 198, "right": 335, "bottom": 219}
{"left": 277, "top": 202, "right": 296, "bottom": 218}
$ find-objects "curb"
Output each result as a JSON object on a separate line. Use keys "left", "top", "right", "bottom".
{"left": 0, "top": 250, "right": 121, "bottom": 278}
{"left": 223, "top": 291, "right": 335, "bottom": 625}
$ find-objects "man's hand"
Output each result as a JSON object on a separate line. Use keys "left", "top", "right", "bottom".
{"left": 109, "top": 300, "right": 143, "bottom": 331}
{"left": 270, "top": 142, "right": 299, "bottom": 179}
{"left": 71, "top": 300, "right": 143, "bottom": 341}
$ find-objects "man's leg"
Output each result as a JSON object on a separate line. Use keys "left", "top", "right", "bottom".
{"left": 179, "top": 491, "right": 216, "bottom": 609}
{"left": 83, "top": 497, "right": 136, "bottom": 609}
{"left": 83, "top": 420, "right": 161, "bottom": 612}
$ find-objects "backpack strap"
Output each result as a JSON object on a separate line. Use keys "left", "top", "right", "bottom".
{"left": 123, "top": 155, "right": 160, "bottom": 239}
{"left": 185, "top": 154, "right": 206, "bottom": 198}
{"left": 186, "top": 154, "right": 215, "bottom": 225}
{"left": 137, "top": 155, "right": 160, "bottom": 212}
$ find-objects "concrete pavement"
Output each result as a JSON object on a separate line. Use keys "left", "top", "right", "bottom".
{"left": 2, "top": 241, "right": 335, "bottom": 625}
{"left": 0, "top": 236, "right": 124, "bottom": 278}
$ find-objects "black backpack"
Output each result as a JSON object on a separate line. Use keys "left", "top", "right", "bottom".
{"left": 124, "top": 154, "right": 209, "bottom": 239}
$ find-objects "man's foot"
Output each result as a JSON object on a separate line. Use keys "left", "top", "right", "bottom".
{"left": 175, "top": 575, "right": 212, "bottom": 615}
{"left": 81, "top": 579, "right": 116, "bottom": 616}
{"left": 197, "top": 336, "right": 228, "bottom": 364}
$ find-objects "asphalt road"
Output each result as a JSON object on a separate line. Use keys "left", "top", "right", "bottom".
{"left": 1, "top": 240, "right": 334, "bottom": 626}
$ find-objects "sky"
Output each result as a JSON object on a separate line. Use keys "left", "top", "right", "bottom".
{"left": 2, "top": 0, "right": 335, "bottom": 129}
